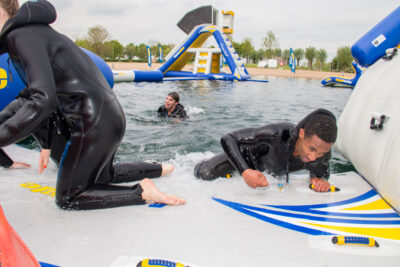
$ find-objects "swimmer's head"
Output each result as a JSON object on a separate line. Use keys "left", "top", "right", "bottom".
{"left": 164, "top": 91, "right": 180, "bottom": 112}
{"left": 0, "top": 0, "right": 19, "bottom": 17}
{"left": 167, "top": 92, "right": 180, "bottom": 103}
{"left": 303, "top": 114, "right": 337, "bottom": 143}
{"left": 294, "top": 113, "right": 337, "bottom": 163}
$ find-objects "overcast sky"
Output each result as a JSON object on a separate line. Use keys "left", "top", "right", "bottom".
{"left": 22, "top": 0, "right": 399, "bottom": 60}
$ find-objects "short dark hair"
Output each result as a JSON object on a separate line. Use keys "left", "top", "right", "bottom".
{"left": 168, "top": 92, "right": 179, "bottom": 102}
{"left": 0, "top": 0, "right": 19, "bottom": 17}
{"left": 303, "top": 114, "right": 337, "bottom": 143}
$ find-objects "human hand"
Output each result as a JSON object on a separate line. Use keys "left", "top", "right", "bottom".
{"left": 242, "top": 169, "right": 269, "bottom": 188}
{"left": 39, "top": 149, "right": 50, "bottom": 174}
{"left": 10, "top": 162, "right": 31, "bottom": 169}
{"left": 310, "top": 177, "right": 330, "bottom": 192}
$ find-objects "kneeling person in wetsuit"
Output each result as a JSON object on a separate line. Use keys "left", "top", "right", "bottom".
{"left": 194, "top": 109, "right": 337, "bottom": 192}
{"left": 157, "top": 92, "right": 187, "bottom": 119}
{"left": 0, "top": 0, "right": 184, "bottom": 209}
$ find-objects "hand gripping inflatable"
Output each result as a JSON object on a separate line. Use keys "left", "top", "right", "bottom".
{"left": 0, "top": 48, "right": 114, "bottom": 111}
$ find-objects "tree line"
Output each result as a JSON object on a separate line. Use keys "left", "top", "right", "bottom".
{"left": 75, "top": 26, "right": 354, "bottom": 72}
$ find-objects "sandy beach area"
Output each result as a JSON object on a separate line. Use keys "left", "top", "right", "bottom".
{"left": 107, "top": 62, "right": 354, "bottom": 80}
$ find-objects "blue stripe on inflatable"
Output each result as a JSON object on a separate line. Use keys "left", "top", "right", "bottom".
{"left": 39, "top": 262, "right": 60, "bottom": 267}
{"left": 0, "top": 48, "right": 114, "bottom": 111}
{"left": 215, "top": 197, "right": 400, "bottom": 225}
{"left": 267, "top": 189, "right": 377, "bottom": 210}
{"left": 213, "top": 197, "right": 333, "bottom": 235}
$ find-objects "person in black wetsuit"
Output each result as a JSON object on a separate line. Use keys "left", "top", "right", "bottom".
{"left": 0, "top": 0, "right": 185, "bottom": 209}
{"left": 157, "top": 92, "right": 187, "bottom": 120}
{"left": 194, "top": 109, "right": 337, "bottom": 192}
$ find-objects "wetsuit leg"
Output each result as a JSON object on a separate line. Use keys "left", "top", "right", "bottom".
{"left": 95, "top": 160, "right": 162, "bottom": 184}
{"left": 194, "top": 152, "right": 236, "bottom": 180}
{"left": 55, "top": 101, "right": 147, "bottom": 210}
{"left": 112, "top": 162, "right": 162, "bottom": 183}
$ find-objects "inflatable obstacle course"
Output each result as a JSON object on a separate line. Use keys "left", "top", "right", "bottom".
{"left": 113, "top": 6, "right": 259, "bottom": 82}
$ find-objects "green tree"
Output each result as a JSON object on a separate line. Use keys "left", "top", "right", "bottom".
{"left": 336, "top": 46, "right": 353, "bottom": 72}
{"left": 272, "top": 48, "right": 282, "bottom": 57}
{"left": 305, "top": 46, "right": 317, "bottom": 69}
{"left": 74, "top": 38, "right": 90, "bottom": 50}
{"left": 252, "top": 49, "right": 264, "bottom": 63}
{"left": 125, "top": 43, "right": 135, "bottom": 60}
{"left": 102, "top": 42, "right": 114, "bottom": 59}
{"left": 240, "top": 38, "right": 255, "bottom": 63}
{"left": 294, "top": 48, "right": 304, "bottom": 67}
{"left": 232, "top": 41, "right": 243, "bottom": 57}
{"left": 106, "top": 40, "right": 124, "bottom": 60}
{"left": 262, "top": 30, "right": 279, "bottom": 59}
{"left": 282, "top": 49, "right": 290, "bottom": 65}
{"left": 84, "top": 25, "right": 111, "bottom": 57}
{"left": 135, "top": 43, "right": 147, "bottom": 61}
{"left": 316, "top": 48, "right": 328, "bottom": 71}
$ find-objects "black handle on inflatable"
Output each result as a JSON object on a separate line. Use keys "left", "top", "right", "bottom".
{"left": 370, "top": 114, "right": 387, "bottom": 131}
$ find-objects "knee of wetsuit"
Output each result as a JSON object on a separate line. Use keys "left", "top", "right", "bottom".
{"left": 194, "top": 160, "right": 218, "bottom": 181}
{"left": 55, "top": 194, "right": 70, "bottom": 209}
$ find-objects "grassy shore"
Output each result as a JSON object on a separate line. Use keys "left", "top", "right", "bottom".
{"left": 107, "top": 62, "right": 354, "bottom": 80}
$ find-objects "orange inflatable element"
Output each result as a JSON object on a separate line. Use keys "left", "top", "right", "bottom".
{"left": 0, "top": 205, "right": 40, "bottom": 267}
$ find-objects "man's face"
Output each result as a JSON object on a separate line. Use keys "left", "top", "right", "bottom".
{"left": 164, "top": 96, "right": 178, "bottom": 111}
{"left": 294, "top": 128, "right": 333, "bottom": 163}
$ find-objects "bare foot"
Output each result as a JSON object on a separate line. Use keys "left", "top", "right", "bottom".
{"left": 140, "top": 178, "right": 185, "bottom": 205}
{"left": 161, "top": 163, "right": 174, "bottom": 176}
{"left": 10, "top": 162, "right": 31, "bottom": 169}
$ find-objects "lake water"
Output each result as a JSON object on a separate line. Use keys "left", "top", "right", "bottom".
{"left": 112, "top": 76, "right": 354, "bottom": 175}
{"left": 18, "top": 75, "right": 354, "bottom": 177}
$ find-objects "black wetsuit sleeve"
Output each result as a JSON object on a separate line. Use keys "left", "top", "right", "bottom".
{"left": 32, "top": 118, "right": 53, "bottom": 149}
{"left": 221, "top": 126, "right": 270, "bottom": 174}
{"left": 0, "top": 29, "right": 57, "bottom": 147}
{"left": 221, "top": 132, "right": 249, "bottom": 174}
{"left": 0, "top": 148, "right": 13, "bottom": 168}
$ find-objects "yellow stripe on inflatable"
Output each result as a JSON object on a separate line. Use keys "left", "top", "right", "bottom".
{"left": 20, "top": 183, "right": 55, "bottom": 197}
{"left": 343, "top": 198, "right": 392, "bottom": 211}
{"left": 0, "top": 68, "right": 7, "bottom": 89}
{"left": 304, "top": 222, "right": 400, "bottom": 240}
{"left": 166, "top": 32, "right": 211, "bottom": 72}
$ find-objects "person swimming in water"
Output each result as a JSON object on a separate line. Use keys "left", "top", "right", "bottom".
{"left": 194, "top": 109, "right": 337, "bottom": 192}
{"left": 0, "top": 0, "right": 185, "bottom": 209}
{"left": 157, "top": 92, "right": 188, "bottom": 120}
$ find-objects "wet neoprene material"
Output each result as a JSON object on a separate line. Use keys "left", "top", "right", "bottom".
{"left": 194, "top": 109, "right": 335, "bottom": 180}
{"left": 0, "top": 0, "right": 160, "bottom": 210}
{"left": 0, "top": 148, "right": 13, "bottom": 168}
{"left": 157, "top": 103, "right": 188, "bottom": 119}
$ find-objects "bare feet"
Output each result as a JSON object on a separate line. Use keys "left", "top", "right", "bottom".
{"left": 161, "top": 163, "right": 174, "bottom": 176}
{"left": 140, "top": 178, "right": 185, "bottom": 205}
{"left": 10, "top": 162, "right": 31, "bottom": 169}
